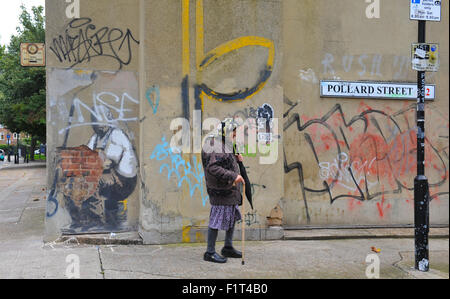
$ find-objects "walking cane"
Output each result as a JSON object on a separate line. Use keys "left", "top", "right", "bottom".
{"left": 241, "top": 183, "right": 246, "bottom": 266}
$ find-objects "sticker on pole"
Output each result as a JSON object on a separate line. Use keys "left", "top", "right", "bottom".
{"left": 411, "top": 43, "right": 439, "bottom": 72}
{"left": 410, "top": 0, "right": 441, "bottom": 22}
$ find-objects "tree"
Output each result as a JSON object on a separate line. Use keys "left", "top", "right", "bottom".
{"left": 0, "top": 5, "right": 46, "bottom": 160}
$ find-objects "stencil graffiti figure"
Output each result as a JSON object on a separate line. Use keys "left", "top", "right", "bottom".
{"left": 85, "top": 105, "right": 138, "bottom": 230}
{"left": 257, "top": 103, "right": 274, "bottom": 143}
{"left": 56, "top": 105, "right": 138, "bottom": 233}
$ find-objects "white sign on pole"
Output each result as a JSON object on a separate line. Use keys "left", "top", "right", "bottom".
{"left": 410, "top": 0, "right": 441, "bottom": 22}
{"left": 320, "top": 81, "right": 436, "bottom": 100}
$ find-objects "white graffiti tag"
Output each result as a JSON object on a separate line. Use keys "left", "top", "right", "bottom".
{"left": 319, "top": 153, "right": 378, "bottom": 192}
{"left": 59, "top": 92, "right": 139, "bottom": 134}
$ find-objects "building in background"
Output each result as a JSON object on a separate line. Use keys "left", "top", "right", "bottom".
{"left": 0, "top": 124, "right": 28, "bottom": 146}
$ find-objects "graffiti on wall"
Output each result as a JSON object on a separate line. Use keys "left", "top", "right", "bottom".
{"left": 58, "top": 91, "right": 139, "bottom": 135}
{"left": 47, "top": 69, "right": 139, "bottom": 233}
{"left": 225, "top": 103, "right": 275, "bottom": 141}
{"left": 146, "top": 85, "right": 160, "bottom": 115}
{"left": 298, "top": 53, "right": 426, "bottom": 87}
{"left": 49, "top": 18, "right": 139, "bottom": 70}
{"left": 320, "top": 53, "right": 412, "bottom": 80}
{"left": 150, "top": 137, "right": 209, "bottom": 206}
{"left": 284, "top": 100, "right": 449, "bottom": 222}
{"left": 237, "top": 210, "right": 259, "bottom": 227}
{"left": 257, "top": 103, "right": 275, "bottom": 143}
{"left": 180, "top": 0, "right": 275, "bottom": 119}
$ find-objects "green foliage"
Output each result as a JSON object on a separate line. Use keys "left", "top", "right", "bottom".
{"left": 33, "top": 154, "right": 46, "bottom": 161}
{"left": 0, "top": 5, "right": 46, "bottom": 142}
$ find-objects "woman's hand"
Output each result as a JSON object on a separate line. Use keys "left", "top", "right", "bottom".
{"left": 236, "top": 154, "right": 244, "bottom": 162}
{"left": 234, "top": 175, "right": 245, "bottom": 185}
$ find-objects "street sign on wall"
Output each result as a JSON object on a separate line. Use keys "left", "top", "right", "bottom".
{"left": 20, "top": 43, "right": 46, "bottom": 67}
{"left": 410, "top": 0, "right": 442, "bottom": 22}
{"left": 320, "top": 80, "right": 436, "bottom": 100}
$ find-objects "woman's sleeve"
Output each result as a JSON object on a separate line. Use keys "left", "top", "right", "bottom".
{"left": 206, "top": 152, "right": 238, "bottom": 184}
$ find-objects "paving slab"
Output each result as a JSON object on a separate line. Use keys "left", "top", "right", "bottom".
{"left": 0, "top": 239, "right": 103, "bottom": 279}
{"left": 284, "top": 227, "right": 449, "bottom": 240}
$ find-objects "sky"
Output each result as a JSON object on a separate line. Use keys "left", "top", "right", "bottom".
{"left": 0, "top": 0, "right": 45, "bottom": 46}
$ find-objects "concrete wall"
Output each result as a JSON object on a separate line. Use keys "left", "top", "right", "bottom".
{"left": 45, "top": 0, "right": 449, "bottom": 243}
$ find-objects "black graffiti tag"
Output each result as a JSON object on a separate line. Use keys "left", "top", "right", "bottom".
{"left": 50, "top": 18, "right": 139, "bottom": 70}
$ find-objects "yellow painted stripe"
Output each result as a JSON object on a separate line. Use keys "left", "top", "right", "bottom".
{"left": 199, "top": 36, "right": 275, "bottom": 102}
{"left": 182, "top": 225, "right": 191, "bottom": 243}
{"left": 182, "top": 0, "right": 190, "bottom": 77}
{"left": 196, "top": 0, "right": 204, "bottom": 69}
{"left": 198, "top": 36, "right": 275, "bottom": 71}
{"left": 200, "top": 92, "right": 205, "bottom": 112}
{"left": 196, "top": 0, "right": 205, "bottom": 111}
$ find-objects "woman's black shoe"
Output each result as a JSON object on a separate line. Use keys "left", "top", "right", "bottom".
{"left": 203, "top": 252, "right": 227, "bottom": 263}
{"left": 221, "top": 247, "right": 242, "bottom": 258}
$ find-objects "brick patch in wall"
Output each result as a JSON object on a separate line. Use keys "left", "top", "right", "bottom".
{"left": 56, "top": 145, "right": 104, "bottom": 207}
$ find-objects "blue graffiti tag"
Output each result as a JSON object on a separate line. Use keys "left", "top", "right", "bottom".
{"left": 146, "top": 85, "right": 160, "bottom": 114}
{"left": 46, "top": 194, "right": 59, "bottom": 218}
{"left": 150, "top": 137, "right": 209, "bottom": 206}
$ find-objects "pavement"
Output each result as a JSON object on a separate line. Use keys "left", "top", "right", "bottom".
{"left": 0, "top": 159, "right": 46, "bottom": 170}
{"left": 0, "top": 165, "right": 448, "bottom": 279}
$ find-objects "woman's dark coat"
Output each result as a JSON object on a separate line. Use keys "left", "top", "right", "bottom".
{"left": 201, "top": 137, "right": 242, "bottom": 206}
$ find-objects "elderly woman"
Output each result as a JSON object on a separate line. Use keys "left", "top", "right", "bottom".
{"left": 201, "top": 120, "right": 245, "bottom": 263}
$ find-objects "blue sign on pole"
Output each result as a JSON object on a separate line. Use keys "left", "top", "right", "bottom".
{"left": 6, "top": 134, "right": 10, "bottom": 139}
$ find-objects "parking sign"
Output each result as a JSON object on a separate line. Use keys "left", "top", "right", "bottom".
{"left": 410, "top": 0, "right": 442, "bottom": 22}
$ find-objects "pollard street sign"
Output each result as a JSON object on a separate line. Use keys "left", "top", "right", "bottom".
{"left": 410, "top": 0, "right": 441, "bottom": 22}
{"left": 320, "top": 80, "right": 436, "bottom": 100}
